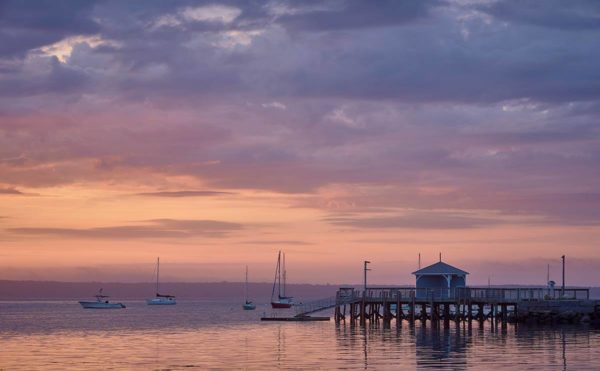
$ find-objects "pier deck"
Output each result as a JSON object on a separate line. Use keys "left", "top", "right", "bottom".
{"left": 324, "top": 286, "right": 598, "bottom": 325}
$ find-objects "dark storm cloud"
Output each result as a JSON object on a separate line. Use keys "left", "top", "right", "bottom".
{"left": 273, "top": 0, "right": 441, "bottom": 31}
{"left": 480, "top": 0, "right": 600, "bottom": 30}
{"left": 119, "top": 3, "right": 600, "bottom": 103}
{"left": 466, "top": 126, "right": 600, "bottom": 146}
{"left": 0, "top": 0, "right": 100, "bottom": 58}
{"left": 7, "top": 219, "right": 243, "bottom": 239}
{"left": 0, "top": 56, "right": 88, "bottom": 97}
{"left": 2, "top": 0, "right": 599, "bottom": 104}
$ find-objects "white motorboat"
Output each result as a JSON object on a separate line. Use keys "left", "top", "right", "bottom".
{"left": 79, "top": 289, "right": 125, "bottom": 309}
{"left": 146, "top": 257, "right": 176, "bottom": 305}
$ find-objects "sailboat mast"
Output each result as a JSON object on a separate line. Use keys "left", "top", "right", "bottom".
{"left": 156, "top": 257, "right": 160, "bottom": 294}
{"left": 271, "top": 251, "right": 281, "bottom": 300}
{"left": 283, "top": 252, "right": 286, "bottom": 297}
{"left": 245, "top": 265, "right": 248, "bottom": 302}
{"left": 278, "top": 251, "right": 282, "bottom": 297}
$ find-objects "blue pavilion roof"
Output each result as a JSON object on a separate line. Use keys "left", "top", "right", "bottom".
{"left": 412, "top": 261, "right": 469, "bottom": 275}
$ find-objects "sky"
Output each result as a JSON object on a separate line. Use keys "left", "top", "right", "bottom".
{"left": 0, "top": 0, "right": 599, "bottom": 286}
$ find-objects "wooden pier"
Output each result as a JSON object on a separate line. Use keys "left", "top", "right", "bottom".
{"left": 320, "top": 287, "right": 599, "bottom": 326}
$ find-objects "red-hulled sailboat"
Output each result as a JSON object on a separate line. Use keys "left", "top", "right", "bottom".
{"left": 271, "top": 250, "right": 293, "bottom": 308}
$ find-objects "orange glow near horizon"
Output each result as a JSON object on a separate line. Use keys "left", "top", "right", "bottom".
{"left": 2, "top": 181, "right": 599, "bottom": 286}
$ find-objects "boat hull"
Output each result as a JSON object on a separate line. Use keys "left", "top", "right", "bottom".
{"left": 146, "top": 298, "right": 176, "bottom": 305}
{"left": 243, "top": 303, "right": 256, "bottom": 310}
{"left": 271, "top": 301, "right": 293, "bottom": 309}
{"left": 79, "top": 301, "right": 125, "bottom": 309}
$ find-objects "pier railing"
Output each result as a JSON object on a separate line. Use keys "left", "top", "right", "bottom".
{"left": 461, "top": 287, "right": 590, "bottom": 301}
{"left": 336, "top": 286, "right": 590, "bottom": 304}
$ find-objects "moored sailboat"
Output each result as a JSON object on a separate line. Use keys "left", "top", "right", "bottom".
{"left": 146, "top": 257, "right": 176, "bottom": 305}
{"left": 79, "top": 289, "right": 126, "bottom": 309}
{"left": 243, "top": 265, "right": 256, "bottom": 310}
{"left": 271, "top": 251, "right": 293, "bottom": 308}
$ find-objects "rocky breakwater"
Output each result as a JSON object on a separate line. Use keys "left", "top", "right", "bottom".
{"left": 516, "top": 300, "right": 600, "bottom": 325}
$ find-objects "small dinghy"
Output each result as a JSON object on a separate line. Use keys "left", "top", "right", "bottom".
{"left": 243, "top": 301, "right": 256, "bottom": 310}
{"left": 79, "top": 289, "right": 125, "bottom": 309}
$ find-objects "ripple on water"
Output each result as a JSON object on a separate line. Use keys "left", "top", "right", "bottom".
{"left": 1, "top": 301, "right": 600, "bottom": 369}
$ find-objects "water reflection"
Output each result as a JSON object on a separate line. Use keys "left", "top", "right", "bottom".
{"left": 562, "top": 328, "right": 567, "bottom": 371}
{"left": 415, "top": 323, "right": 467, "bottom": 369}
{"left": 1, "top": 302, "right": 600, "bottom": 369}
{"left": 334, "top": 319, "right": 600, "bottom": 370}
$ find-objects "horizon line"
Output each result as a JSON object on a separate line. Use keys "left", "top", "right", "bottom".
{"left": 0, "top": 279, "right": 595, "bottom": 288}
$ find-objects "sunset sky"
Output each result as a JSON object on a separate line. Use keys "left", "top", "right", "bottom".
{"left": 1, "top": 0, "right": 599, "bottom": 286}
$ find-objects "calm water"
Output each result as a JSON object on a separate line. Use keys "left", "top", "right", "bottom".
{"left": 1, "top": 300, "right": 600, "bottom": 370}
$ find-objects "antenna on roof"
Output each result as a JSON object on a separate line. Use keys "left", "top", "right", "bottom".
{"left": 418, "top": 253, "right": 421, "bottom": 269}
{"left": 547, "top": 263, "right": 550, "bottom": 284}
{"left": 439, "top": 252, "right": 442, "bottom": 262}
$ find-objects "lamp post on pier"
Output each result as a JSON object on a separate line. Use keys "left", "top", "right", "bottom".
{"left": 364, "top": 261, "right": 371, "bottom": 292}
{"left": 561, "top": 255, "right": 565, "bottom": 298}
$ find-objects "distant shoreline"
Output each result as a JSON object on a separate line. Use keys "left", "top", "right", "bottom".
{"left": 0, "top": 280, "right": 340, "bottom": 301}
{"left": 1, "top": 280, "right": 598, "bottom": 301}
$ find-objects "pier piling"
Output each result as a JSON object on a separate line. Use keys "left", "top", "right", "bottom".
{"left": 324, "top": 286, "right": 597, "bottom": 327}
